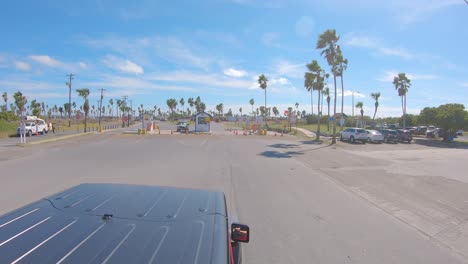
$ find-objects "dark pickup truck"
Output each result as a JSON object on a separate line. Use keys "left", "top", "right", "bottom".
{"left": 0, "top": 183, "right": 249, "bottom": 264}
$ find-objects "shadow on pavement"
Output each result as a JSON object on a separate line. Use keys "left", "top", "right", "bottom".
{"left": 259, "top": 150, "right": 304, "bottom": 158}
{"left": 267, "top": 143, "right": 299, "bottom": 149}
{"left": 300, "top": 140, "right": 323, "bottom": 145}
{"left": 413, "top": 138, "right": 468, "bottom": 149}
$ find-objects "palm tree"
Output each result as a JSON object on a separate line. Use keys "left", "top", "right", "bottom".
{"left": 72, "top": 101, "right": 76, "bottom": 115}
{"left": 258, "top": 74, "right": 268, "bottom": 123}
{"left": 295, "top": 102, "right": 299, "bottom": 110}
{"left": 355, "top": 102, "right": 364, "bottom": 128}
{"left": 116, "top": 99, "right": 122, "bottom": 118}
{"left": 323, "top": 87, "right": 331, "bottom": 131}
{"left": 2, "top": 92, "right": 7, "bottom": 111}
{"left": 371, "top": 92, "right": 381, "bottom": 120}
{"left": 304, "top": 72, "right": 314, "bottom": 116}
{"left": 239, "top": 107, "right": 242, "bottom": 115}
{"left": 179, "top": 98, "right": 185, "bottom": 115}
{"left": 317, "top": 29, "right": 340, "bottom": 144}
{"left": 58, "top": 107, "right": 63, "bottom": 118}
{"left": 272, "top": 106, "right": 279, "bottom": 118}
{"left": 249, "top": 98, "right": 255, "bottom": 116}
{"left": 336, "top": 45, "right": 348, "bottom": 130}
{"left": 188, "top": 97, "right": 194, "bottom": 113}
{"left": 109, "top": 99, "right": 114, "bottom": 119}
{"left": 307, "top": 60, "right": 326, "bottom": 140}
{"left": 76, "top": 88, "right": 90, "bottom": 132}
{"left": 393, "top": 73, "right": 411, "bottom": 128}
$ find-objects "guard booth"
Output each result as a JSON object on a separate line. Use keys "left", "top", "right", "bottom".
{"left": 194, "top": 111, "right": 212, "bottom": 132}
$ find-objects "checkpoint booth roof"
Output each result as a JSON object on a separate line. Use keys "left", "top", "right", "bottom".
{"left": 194, "top": 111, "right": 212, "bottom": 132}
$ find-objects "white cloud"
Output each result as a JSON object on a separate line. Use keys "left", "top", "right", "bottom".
{"left": 15, "top": 61, "right": 31, "bottom": 71}
{"left": 262, "top": 32, "right": 281, "bottom": 48}
{"left": 295, "top": 16, "right": 314, "bottom": 37}
{"left": 274, "top": 60, "right": 304, "bottom": 78}
{"left": 343, "top": 33, "right": 379, "bottom": 49}
{"left": 224, "top": 68, "right": 247, "bottom": 78}
{"left": 378, "top": 47, "right": 414, "bottom": 59}
{"left": 147, "top": 71, "right": 256, "bottom": 89}
{"left": 29, "top": 55, "right": 62, "bottom": 67}
{"left": 85, "top": 35, "right": 213, "bottom": 70}
{"left": 337, "top": 90, "right": 366, "bottom": 98}
{"left": 392, "top": 0, "right": 463, "bottom": 24}
{"left": 270, "top": 77, "right": 289, "bottom": 85}
{"left": 377, "top": 71, "right": 438, "bottom": 82}
{"left": 102, "top": 55, "right": 144, "bottom": 74}
{"left": 83, "top": 75, "right": 194, "bottom": 93}
{"left": 79, "top": 62, "right": 88, "bottom": 69}
{"left": 460, "top": 82, "right": 468, "bottom": 88}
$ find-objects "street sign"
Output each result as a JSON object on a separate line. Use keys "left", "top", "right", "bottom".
{"left": 76, "top": 113, "right": 81, "bottom": 119}
{"left": 290, "top": 115, "right": 297, "bottom": 124}
{"left": 284, "top": 110, "right": 289, "bottom": 116}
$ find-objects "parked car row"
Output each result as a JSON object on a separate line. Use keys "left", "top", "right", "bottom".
{"left": 339, "top": 128, "right": 413, "bottom": 144}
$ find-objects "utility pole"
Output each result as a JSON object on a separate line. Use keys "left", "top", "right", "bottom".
{"left": 66, "top": 74, "right": 74, "bottom": 127}
{"left": 98, "top": 88, "right": 105, "bottom": 126}
{"left": 352, "top": 91, "right": 354, "bottom": 117}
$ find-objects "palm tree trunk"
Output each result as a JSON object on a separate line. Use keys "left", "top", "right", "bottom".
{"left": 332, "top": 74, "right": 337, "bottom": 144}
{"left": 317, "top": 90, "right": 321, "bottom": 140}
{"left": 340, "top": 74, "right": 344, "bottom": 131}
{"left": 264, "top": 89, "right": 268, "bottom": 127}
{"left": 327, "top": 100, "right": 330, "bottom": 131}
{"left": 373, "top": 105, "right": 377, "bottom": 121}
{"left": 403, "top": 94, "right": 407, "bottom": 129}
{"left": 84, "top": 113, "right": 87, "bottom": 133}
{"left": 310, "top": 90, "right": 313, "bottom": 121}
{"left": 401, "top": 95, "right": 405, "bottom": 128}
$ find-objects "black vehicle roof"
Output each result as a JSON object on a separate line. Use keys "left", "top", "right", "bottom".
{"left": 0, "top": 183, "right": 228, "bottom": 264}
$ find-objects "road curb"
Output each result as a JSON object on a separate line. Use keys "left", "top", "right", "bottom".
{"left": 17, "top": 132, "right": 95, "bottom": 146}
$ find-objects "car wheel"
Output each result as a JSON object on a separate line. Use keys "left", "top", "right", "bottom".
{"left": 350, "top": 136, "right": 355, "bottom": 144}
{"left": 43, "top": 129, "right": 46, "bottom": 135}
{"left": 384, "top": 137, "right": 388, "bottom": 143}
{"left": 408, "top": 139, "right": 412, "bottom": 143}
{"left": 27, "top": 130, "right": 32, "bottom": 137}
{"left": 362, "top": 140, "right": 366, "bottom": 144}
{"left": 340, "top": 135, "right": 343, "bottom": 141}
{"left": 367, "top": 137, "right": 371, "bottom": 143}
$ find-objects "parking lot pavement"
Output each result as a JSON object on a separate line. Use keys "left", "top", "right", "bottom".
{"left": 293, "top": 141, "right": 468, "bottom": 260}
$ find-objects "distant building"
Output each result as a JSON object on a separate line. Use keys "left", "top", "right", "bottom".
{"left": 194, "top": 111, "right": 212, "bottom": 132}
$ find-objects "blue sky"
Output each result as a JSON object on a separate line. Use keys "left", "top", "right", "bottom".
{"left": 0, "top": 0, "right": 467, "bottom": 117}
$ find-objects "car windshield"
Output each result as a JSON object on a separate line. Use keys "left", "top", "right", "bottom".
{"left": 1, "top": 2, "right": 467, "bottom": 264}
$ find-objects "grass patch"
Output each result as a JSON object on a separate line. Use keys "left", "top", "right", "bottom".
{"left": 0, "top": 120, "right": 18, "bottom": 138}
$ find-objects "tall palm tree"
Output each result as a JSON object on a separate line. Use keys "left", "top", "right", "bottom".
{"left": 188, "top": 97, "right": 194, "bottom": 113}
{"left": 295, "top": 102, "right": 299, "bottom": 110}
{"left": 249, "top": 98, "right": 255, "bottom": 116}
{"left": 355, "top": 102, "right": 364, "bottom": 128}
{"left": 393, "top": 73, "right": 411, "bottom": 128}
{"left": 179, "top": 98, "right": 185, "bottom": 115}
{"left": 109, "top": 99, "right": 114, "bottom": 119}
{"left": 1, "top": 92, "right": 7, "bottom": 111}
{"left": 258, "top": 74, "right": 268, "bottom": 123}
{"left": 336, "top": 45, "right": 348, "bottom": 130}
{"left": 239, "top": 107, "right": 242, "bottom": 115}
{"left": 371, "top": 92, "right": 381, "bottom": 120}
{"left": 76, "top": 88, "right": 90, "bottom": 132}
{"left": 317, "top": 29, "right": 340, "bottom": 144}
{"left": 306, "top": 60, "right": 326, "bottom": 140}
{"left": 323, "top": 87, "right": 331, "bottom": 131}
{"left": 304, "top": 72, "right": 314, "bottom": 116}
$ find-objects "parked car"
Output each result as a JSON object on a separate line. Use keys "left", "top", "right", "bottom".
{"left": 17, "top": 122, "right": 37, "bottom": 137}
{"left": 380, "top": 129, "right": 399, "bottom": 143}
{"left": 340, "top": 128, "right": 367, "bottom": 143}
{"left": 457, "top": 130, "right": 463, "bottom": 136}
{"left": 396, "top": 129, "right": 412, "bottom": 143}
{"left": 0, "top": 183, "right": 250, "bottom": 264}
{"left": 426, "top": 128, "right": 448, "bottom": 139}
{"left": 412, "top": 126, "right": 427, "bottom": 136}
{"left": 365, "top": 130, "right": 384, "bottom": 143}
{"left": 176, "top": 121, "right": 189, "bottom": 132}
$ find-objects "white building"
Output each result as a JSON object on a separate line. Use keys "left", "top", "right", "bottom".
{"left": 194, "top": 111, "right": 212, "bottom": 132}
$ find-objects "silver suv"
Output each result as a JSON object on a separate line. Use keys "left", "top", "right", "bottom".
{"left": 340, "top": 128, "right": 367, "bottom": 144}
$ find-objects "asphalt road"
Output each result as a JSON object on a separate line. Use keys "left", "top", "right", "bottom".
{"left": 0, "top": 130, "right": 467, "bottom": 263}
